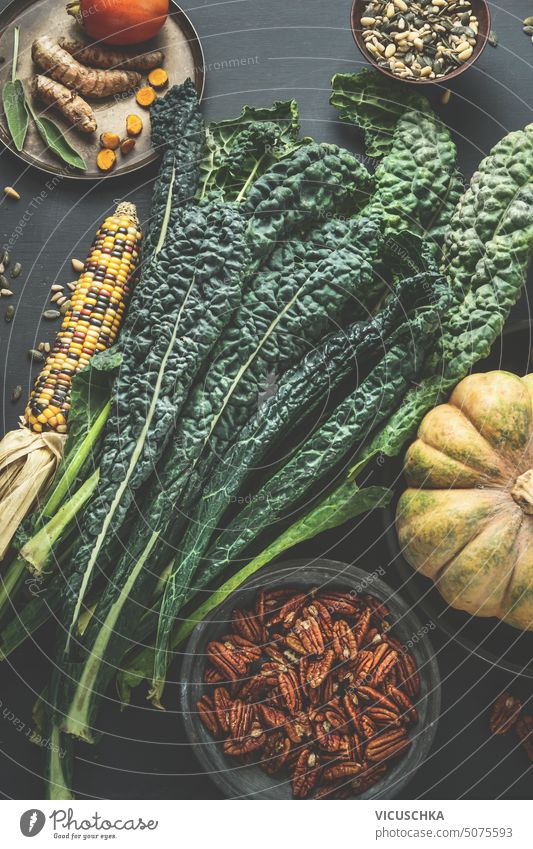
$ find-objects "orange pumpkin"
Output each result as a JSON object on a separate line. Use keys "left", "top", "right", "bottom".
{"left": 396, "top": 371, "right": 533, "bottom": 631}
{"left": 67, "top": 0, "right": 168, "bottom": 46}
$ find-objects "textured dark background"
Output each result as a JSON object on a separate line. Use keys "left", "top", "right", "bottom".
{"left": 0, "top": 0, "right": 532, "bottom": 799}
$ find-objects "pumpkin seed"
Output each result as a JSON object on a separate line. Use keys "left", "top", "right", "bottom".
{"left": 3, "top": 250, "right": 9, "bottom": 268}
{"left": 71, "top": 258, "right": 84, "bottom": 273}
{"left": 488, "top": 30, "right": 498, "bottom": 47}
{"left": 524, "top": 26, "right": 533, "bottom": 36}
{"left": 4, "top": 304, "right": 14, "bottom": 322}
{"left": 43, "top": 309, "right": 60, "bottom": 319}
{"left": 10, "top": 261, "right": 21, "bottom": 278}
{"left": 11, "top": 384, "right": 22, "bottom": 402}
{"left": 3, "top": 186, "right": 20, "bottom": 200}
{"left": 50, "top": 283, "right": 64, "bottom": 293}
{"left": 524, "top": 17, "right": 533, "bottom": 27}
{"left": 0, "top": 288, "right": 13, "bottom": 297}
{"left": 0, "top": 274, "right": 7, "bottom": 288}
{"left": 28, "top": 349, "right": 44, "bottom": 362}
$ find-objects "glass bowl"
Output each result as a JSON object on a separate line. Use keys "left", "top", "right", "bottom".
{"left": 181, "top": 558, "right": 441, "bottom": 799}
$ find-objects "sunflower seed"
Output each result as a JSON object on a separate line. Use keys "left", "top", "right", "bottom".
{"left": 11, "top": 384, "right": 22, "bottom": 402}
{"left": 10, "top": 261, "right": 21, "bottom": 278}
{"left": 71, "top": 258, "right": 84, "bottom": 273}
{"left": 1, "top": 288, "right": 13, "bottom": 297}
{"left": 3, "top": 186, "right": 20, "bottom": 200}
{"left": 4, "top": 305, "right": 14, "bottom": 322}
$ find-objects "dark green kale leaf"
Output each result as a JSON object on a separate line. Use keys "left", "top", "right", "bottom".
{"left": 61, "top": 202, "right": 250, "bottom": 650}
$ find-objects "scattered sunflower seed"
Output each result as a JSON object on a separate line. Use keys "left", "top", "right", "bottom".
{"left": 3, "top": 186, "right": 20, "bottom": 200}
{"left": 60, "top": 300, "right": 71, "bottom": 315}
{"left": 43, "top": 341, "right": 51, "bottom": 353}
{"left": 441, "top": 88, "right": 452, "bottom": 105}
{"left": 50, "top": 291, "right": 64, "bottom": 303}
{"left": 71, "top": 258, "right": 84, "bottom": 273}
{"left": 524, "top": 17, "right": 533, "bottom": 27}
{"left": 10, "top": 261, "right": 21, "bottom": 278}
{"left": 0, "top": 274, "right": 8, "bottom": 288}
{"left": 2, "top": 250, "right": 9, "bottom": 268}
{"left": 28, "top": 348, "right": 45, "bottom": 362}
{"left": 524, "top": 26, "right": 533, "bottom": 36}
{"left": 4, "top": 304, "right": 14, "bottom": 322}
{"left": 43, "top": 309, "right": 60, "bottom": 320}
{"left": 67, "top": 281, "right": 77, "bottom": 291}
{"left": 0, "top": 288, "right": 13, "bottom": 297}
{"left": 11, "top": 384, "right": 22, "bottom": 402}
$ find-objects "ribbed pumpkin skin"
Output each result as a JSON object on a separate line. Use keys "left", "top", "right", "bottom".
{"left": 396, "top": 371, "right": 533, "bottom": 631}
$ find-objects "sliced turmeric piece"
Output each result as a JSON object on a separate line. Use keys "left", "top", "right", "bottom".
{"left": 100, "top": 132, "right": 121, "bottom": 150}
{"left": 135, "top": 86, "right": 156, "bottom": 108}
{"left": 120, "top": 138, "right": 136, "bottom": 155}
{"left": 96, "top": 148, "right": 116, "bottom": 172}
{"left": 126, "top": 114, "right": 143, "bottom": 137}
{"left": 147, "top": 68, "right": 168, "bottom": 90}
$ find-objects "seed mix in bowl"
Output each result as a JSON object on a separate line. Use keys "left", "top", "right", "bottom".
{"left": 360, "top": 0, "right": 479, "bottom": 80}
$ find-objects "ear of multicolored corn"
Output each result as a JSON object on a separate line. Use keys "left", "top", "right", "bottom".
{"left": 0, "top": 201, "right": 141, "bottom": 560}
{"left": 25, "top": 202, "right": 141, "bottom": 434}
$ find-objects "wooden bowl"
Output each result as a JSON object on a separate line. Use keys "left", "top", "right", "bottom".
{"left": 351, "top": 0, "right": 491, "bottom": 85}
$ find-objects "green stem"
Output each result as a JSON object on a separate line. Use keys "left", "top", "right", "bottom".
{"left": 19, "top": 468, "right": 100, "bottom": 575}
{"left": 235, "top": 152, "right": 265, "bottom": 204}
{"left": 11, "top": 27, "right": 19, "bottom": 85}
{"left": 41, "top": 400, "right": 110, "bottom": 519}
{"left": 0, "top": 557, "right": 26, "bottom": 626}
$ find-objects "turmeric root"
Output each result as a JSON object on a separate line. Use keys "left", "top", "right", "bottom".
{"left": 126, "top": 114, "right": 143, "bottom": 137}
{"left": 96, "top": 148, "right": 116, "bottom": 171}
{"left": 100, "top": 131, "right": 121, "bottom": 150}
{"left": 135, "top": 86, "right": 156, "bottom": 107}
{"left": 147, "top": 68, "right": 168, "bottom": 89}
{"left": 58, "top": 38, "right": 164, "bottom": 73}
{"left": 31, "top": 75, "right": 97, "bottom": 134}
{"left": 32, "top": 36, "right": 141, "bottom": 99}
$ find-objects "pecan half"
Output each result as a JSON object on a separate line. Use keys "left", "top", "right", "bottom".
{"left": 352, "top": 606, "right": 372, "bottom": 649}
{"left": 213, "top": 687, "right": 233, "bottom": 734}
{"left": 207, "top": 640, "right": 248, "bottom": 680}
{"left": 197, "top": 695, "right": 219, "bottom": 736}
{"left": 203, "top": 666, "right": 224, "bottom": 685}
{"left": 489, "top": 692, "right": 523, "bottom": 735}
{"left": 350, "top": 763, "right": 387, "bottom": 794}
{"left": 384, "top": 684, "right": 417, "bottom": 724}
{"left": 323, "top": 760, "right": 364, "bottom": 781}
{"left": 305, "top": 650, "right": 334, "bottom": 689}
{"left": 398, "top": 651, "right": 420, "bottom": 698}
{"left": 516, "top": 715, "right": 533, "bottom": 761}
{"left": 257, "top": 703, "right": 287, "bottom": 730}
{"left": 305, "top": 601, "right": 334, "bottom": 639}
{"left": 277, "top": 667, "right": 302, "bottom": 714}
{"left": 291, "top": 749, "right": 320, "bottom": 799}
{"left": 366, "top": 728, "right": 410, "bottom": 763}
{"left": 332, "top": 619, "right": 358, "bottom": 661}
{"left": 223, "top": 722, "right": 265, "bottom": 757}
{"left": 229, "top": 699, "right": 253, "bottom": 738}
{"left": 316, "top": 592, "right": 360, "bottom": 617}
{"left": 262, "top": 731, "right": 292, "bottom": 775}
{"left": 232, "top": 607, "right": 264, "bottom": 644}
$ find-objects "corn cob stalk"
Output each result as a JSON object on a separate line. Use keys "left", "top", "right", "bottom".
{"left": 0, "top": 202, "right": 141, "bottom": 560}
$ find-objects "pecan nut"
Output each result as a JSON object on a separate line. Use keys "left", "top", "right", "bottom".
{"left": 516, "top": 715, "right": 533, "bottom": 761}
{"left": 489, "top": 692, "right": 522, "bottom": 735}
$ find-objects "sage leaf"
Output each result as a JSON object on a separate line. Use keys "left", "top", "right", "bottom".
{"left": 3, "top": 79, "right": 28, "bottom": 151}
{"left": 2, "top": 27, "right": 28, "bottom": 152}
{"left": 32, "top": 113, "right": 86, "bottom": 171}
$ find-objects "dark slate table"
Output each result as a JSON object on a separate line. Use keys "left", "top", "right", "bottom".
{"left": 0, "top": 0, "right": 532, "bottom": 799}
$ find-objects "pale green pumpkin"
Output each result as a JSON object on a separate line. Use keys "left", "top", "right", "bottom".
{"left": 396, "top": 371, "right": 533, "bottom": 631}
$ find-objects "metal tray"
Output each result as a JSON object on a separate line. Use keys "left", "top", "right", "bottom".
{"left": 0, "top": 0, "right": 205, "bottom": 179}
